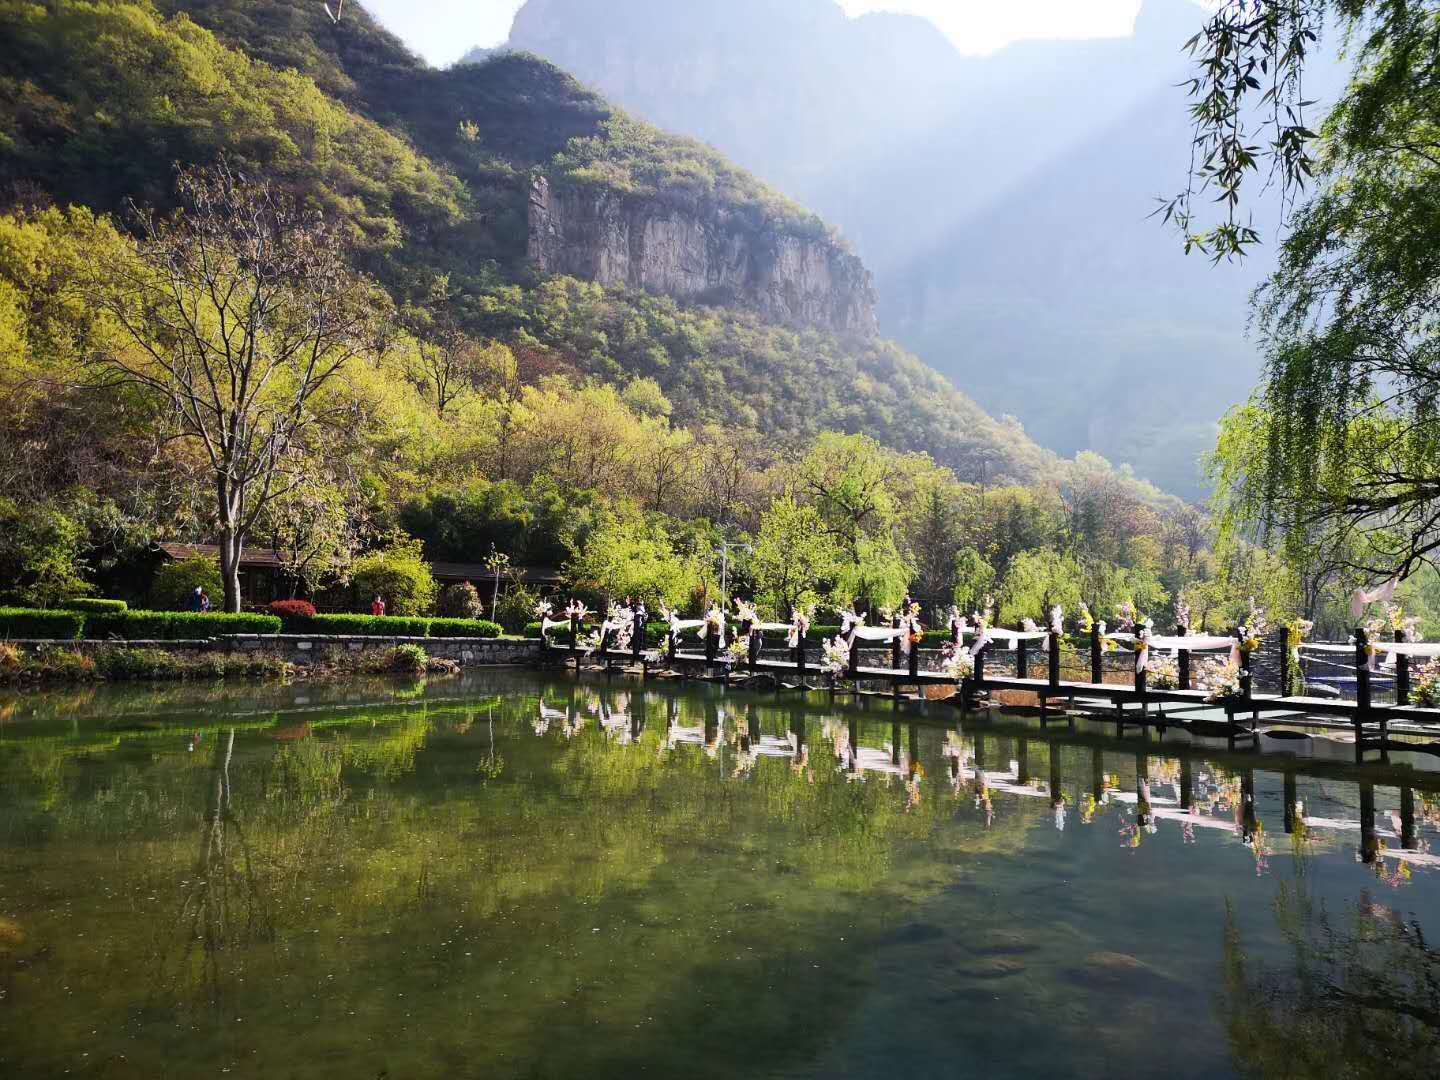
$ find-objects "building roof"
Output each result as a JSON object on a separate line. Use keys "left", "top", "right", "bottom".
{"left": 157, "top": 543, "right": 562, "bottom": 584}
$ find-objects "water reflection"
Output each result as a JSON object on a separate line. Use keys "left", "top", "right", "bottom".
{"left": 1, "top": 673, "right": 1440, "bottom": 1078}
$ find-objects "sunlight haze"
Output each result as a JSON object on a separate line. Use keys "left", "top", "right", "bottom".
{"left": 363, "top": 0, "right": 1152, "bottom": 66}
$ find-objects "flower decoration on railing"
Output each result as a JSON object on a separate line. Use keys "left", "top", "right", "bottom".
{"left": 534, "top": 599, "right": 553, "bottom": 621}
{"left": 1077, "top": 603, "right": 1094, "bottom": 635}
{"left": 1414, "top": 659, "right": 1440, "bottom": 708}
{"left": 1116, "top": 599, "right": 1140, "bottom": 633}
{"left": 1097, "top": 620, "right": 1116, "bottom": 653}
{"left": 1198, "top": 656, "right": 1244, "bottom": 702}
{"left": 1022, "top": 617, "right": 1042, "bottom": 634}
{"left": 821, "top": 635, "right": 851, "bottom": 678}
{"left": 1384, "top": 601, "right": 1423, "bottom": 642}
{"left": 733, "top": 598, "right": 759, "bottom": 626}
{"left": 936, "top": 642, "right": 975, "bottom": 683}
{"left": 1146, "top": 653, "right": 1180, "bottom": 690}
{"left": 787, "top": 608, "right": 812, "bottom": 649}
{"left": 1238, "top": 598, "right": 1269, "bottom": 656}
{"left": 905, "top": 605, "right": 924, "bottom": 649}
{"left": 610, "top": 622, "right": 634, "bottom": 655}
{"left": 700, "top": 604, "right": 726, "bottom": 643}
{"left": 947, "top": 606, "right": 969, "bottom": 639}
{"left": 1174, "top": 597, "right": 1191, "bottom": 633}
{"left": 1048, "top": 605, "right": 1064, "bottom": 634}
{"left": 1133, "top": 626, "right": 1152, "bottom": 673}
{"left": 981, "top": 595, "right": 996, "bottom": 625}
{"left": 564, "top": 599, "right": 591, "bottom": 622}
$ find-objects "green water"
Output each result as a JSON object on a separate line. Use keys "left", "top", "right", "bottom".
{"left": 1, "top": 672, "right": 1438, "bottom": 1079}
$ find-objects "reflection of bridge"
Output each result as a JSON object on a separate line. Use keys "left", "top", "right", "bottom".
{"left": 545, "top": 674, "right": 1440, "bottom": 874}
{"left": 545, "top": 619, "right": 1440, "bottom": 764}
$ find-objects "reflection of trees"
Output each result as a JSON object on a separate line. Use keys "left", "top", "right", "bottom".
{"left": 1219, "top": 884, "right": 1440, "bottom": 1076}
{"left": 152, "top": 730, "right": 275, "bottom": 1008}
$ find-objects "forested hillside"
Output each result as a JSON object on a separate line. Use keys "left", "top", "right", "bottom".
{"left": 2, "top": 0, "right": 1328, "bottom": 638}
{"left": 490, "top": 0, "right": 1350, "bottom": 498}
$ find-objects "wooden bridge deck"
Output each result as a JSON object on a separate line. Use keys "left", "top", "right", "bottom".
{"left": 544, "top": 641, "right": 1440, "bottom": 735}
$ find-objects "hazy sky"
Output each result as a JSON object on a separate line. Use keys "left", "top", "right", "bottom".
{"left": 363, "top": 0, "right": 1150, "bottom": 68}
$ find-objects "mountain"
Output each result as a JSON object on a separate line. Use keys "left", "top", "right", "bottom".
{"left": 0, "top": 0, "right": 1077, "bottom": 487}
{"left": 482, "top": 0, "right": 1348, "bottom": 497}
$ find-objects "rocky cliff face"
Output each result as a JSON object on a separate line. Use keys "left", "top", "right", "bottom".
{"left": 527, "top": 176, "right": 878, "bottom": 335}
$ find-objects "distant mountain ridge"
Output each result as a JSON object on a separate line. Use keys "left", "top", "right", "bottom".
{"left": 478, "top": 0, "right": 1347, "bottom": 497}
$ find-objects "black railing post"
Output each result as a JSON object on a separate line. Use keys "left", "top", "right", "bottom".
{"left": 796, "top": 634, "right": 807, "bottom": 679}
{"left": 847, "top": 628, "right": 860, "bottom": 680}
{"left": 1017, "top": 637, "right": 1030, "bottom": 682}
{"left": 1134, "top": 646, "right": 1147, "bottom": 696}
{"left": 705, "top": 622, "right": 718, "bottom": 664}
{"left": 666, "top": 626, "right": 677, "bottom": 664}
{"left": 1090, "top": 624, "right": 1102, "bottom": 685}
{"left": 1048, "top": 629, "right": 1061, "bottom": 690}
{"left": 890, "top": 615, "right": 902, "bottom": 673}
{"left": 908, "top": 628, "right": 920, "bottom": 681}
{"left": 974, "top": 640, "right": 988, "bottom": 690}
{"left": 1396, "top": 630, "right": 1410, "bottom": 706}
{"left": 748, "top": 627, "right": 761, "bottom": 671}
{"left": 633, "top": 610, "right": 645, "bottom": 663}
{"left": 1237, "top": 629, "right": 1252, "bottom": 703}
{"left": 1177, "top": 624, "right": 1190, "bottom": 691}
{"left": 569, "top": 614, "right": 579, "bottom": 655}
{"left": 1355, "top": 626, "right": 1371, "bottom": 714}
{"left": 1277, "top": 627, "right": 1290, "bottom": 698}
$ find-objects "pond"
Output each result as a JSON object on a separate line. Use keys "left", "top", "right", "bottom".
{"left": 1, "top": 671, "right": 1438, "bottom": 1078}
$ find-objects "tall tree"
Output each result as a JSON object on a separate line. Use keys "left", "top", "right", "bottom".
{"left": 1175, "top": 2, "right": 1440, "bottom": 583}
{"left": 91, "top": 162, "right": 384, "bottom": 610}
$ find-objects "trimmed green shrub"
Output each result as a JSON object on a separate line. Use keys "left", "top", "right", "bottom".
{"left": 85, "top": 611, "right": 281, "bottom": 640}
{"left": 350, "top": 539, "right": 437, "bottom": 616}
{"left": 427, "top": 618, "right": 502, "bottom": 639}
{"left": 0, "top": 607, "right": 86, "bottom": 639}
{"left": 93, "top": 647, "right": 291, "bottom": 681}
{"left": 437, "top": 581, "right": 484, "bottom": 619}
{"left": 63, "top": 598, "right": 129, "bottom": 614}
{"left": 150, "top": 556, "right": 223, "bottom": 611}
{"left": 290, "top": 614, "right": 430, "bottom": 637}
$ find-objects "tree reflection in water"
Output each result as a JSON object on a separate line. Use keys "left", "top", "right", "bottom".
{"left": 151, "top": 729, "right": 275, "bottom": 1009}
{"left": 1220, "top": 883, "right": 1440, "bottom": 1076}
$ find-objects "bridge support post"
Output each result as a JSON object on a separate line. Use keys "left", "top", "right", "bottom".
{"left": 1090, "top": 623, "right": 1102, "bottom": 686}
{"left": 1396, "top": 629, "right": 1411, "bottom": 706}
{"left": 1177, "top": 622, "right": 1190, "bottom": 690}
{"left": 1355, "top": 625, "right": 1371, "bottom": 759}
{"left": 1048, "top": 630, "right": 1061, "bottom": 692}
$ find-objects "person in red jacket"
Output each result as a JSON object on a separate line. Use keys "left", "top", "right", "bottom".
{"left": 371, "top": 595, "right": 386, "bottom": 617}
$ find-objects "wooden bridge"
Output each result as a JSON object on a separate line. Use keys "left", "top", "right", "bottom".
{"left": 541, "top": 613, "right": 1440, "bottom": 761}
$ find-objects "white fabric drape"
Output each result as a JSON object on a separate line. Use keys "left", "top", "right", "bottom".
{"left": 850, "top": 626, "right": 908, "bottom": 642}
{"left": 1147, "top": 635, "right": 1236, "bottom": 651}
{"left": 1351, "top": 579, "right": 1398, "bottom": 619}
{"left": 541, "top": 616, "right": 572, "bottom": 636}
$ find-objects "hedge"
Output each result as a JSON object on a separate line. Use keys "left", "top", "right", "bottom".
{"left": 427, "top": 618, "right": 502, "bottom": 639}
{"left": 525, "top": 621, "right": 668, "bottom": 645}
{"left": 63, "top": 598, "right": 129, "bottom": 614}
{"left": 0, "top": 608, "right": 86, "bottom": 640}
{"left": 287, "top": 614, "right": 432, "bottom": 637}
{"left": 85, "top": 611, "right": 281, "bottom": 639}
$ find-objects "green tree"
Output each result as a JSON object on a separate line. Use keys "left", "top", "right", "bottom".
{"left": 1173, "top": 3, "right": 1440, "bottom": 585}
{"left": 0, "top": 498, "right": 90, "bottom": 607}
{"left": 564, "top": 506, "right": 699, "bottom": 610}
{"left": 89, "top": 162, "right": 385, "bottom": 612}
{"left": 998, "top": 548, "right": 1083, "bottom": 626}
{"left": 150, "top": 555, "right": 223, "bottom": 611}
{"left": 751, "top": 497, "right": 838, "bottom": 617}
{"left": 351, "top": 538, "right": 437, "bottom": 616}
{"left": 951, "top": 547, "right": 997, "bottom": 616}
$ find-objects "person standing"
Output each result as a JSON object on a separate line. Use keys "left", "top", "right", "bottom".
{"left": 371, "top": 594, "right": 386, "bottom": 618}
{"left": 190, "top": 586, "right": 204, "bottom": 612}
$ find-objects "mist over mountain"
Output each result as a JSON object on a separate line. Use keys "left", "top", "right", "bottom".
{"left": 474, "top": 0, "right": 1345, "bottom": 497}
